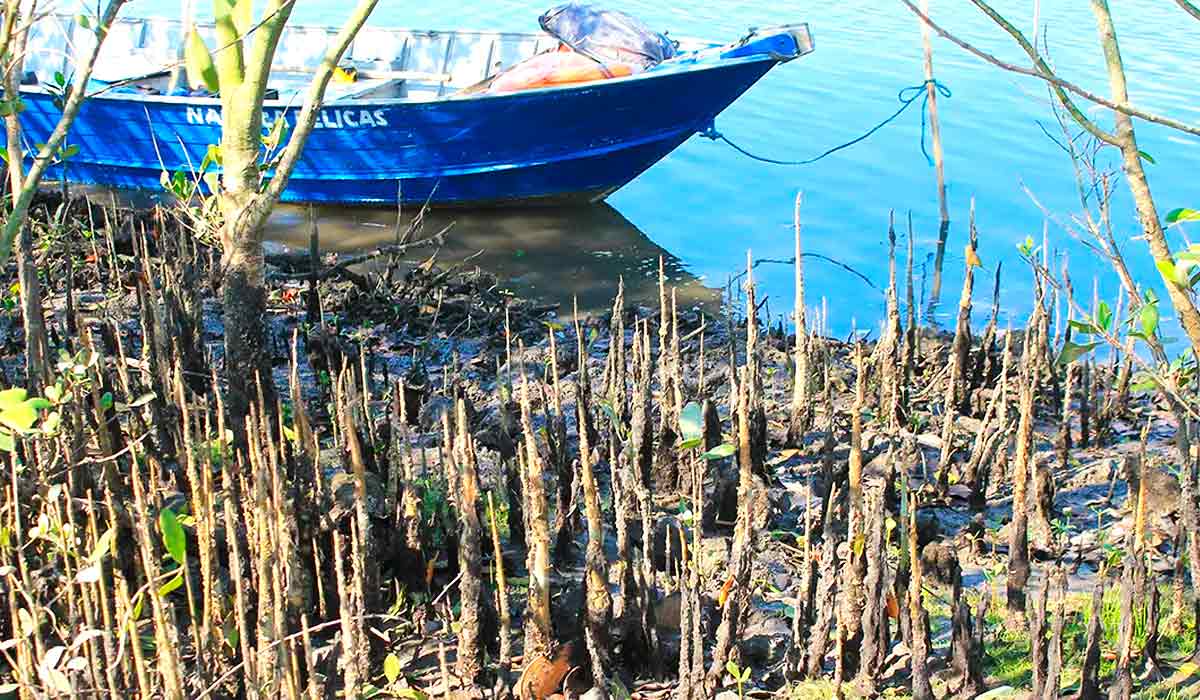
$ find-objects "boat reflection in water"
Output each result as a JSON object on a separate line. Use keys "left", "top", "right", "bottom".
{"left": 264, "top": 203, "right": 721, "bottom": 316}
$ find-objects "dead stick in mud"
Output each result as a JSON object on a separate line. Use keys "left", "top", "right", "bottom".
{"left": 788, "top": 191, "right": 811, "bottom": 443}
{"left": 920, "top": 0, "right": 950, "bottom": 226}
{"left": 936, "top": 199, "right": 977, "bottom": 492}
{"left": 1007, "top": 305, "right": 1038, "bottom": 617}
{"left": 454, "top": 400, "right": 484, "bottom": 695}
{"left": 902, "top": 211, "right": 917, "bottom": 400}
{"left": 841, "top": 342, "right": 867, "bottom": 677}
{"left": 1042, "top": 568, "right": 1067, "bottom": 700}
{"left": 879, "top": 210, "right": 903, "bottom": 429}
{"left": 1075, "top": 573, "right": 1104, "bottom": 700}
{"left": 306, "top": 205, "right": 320, "bottom": 324}
{"left": 909, "top": 487, "right": 934, "bottom": 700}
{"left": 575, "top": 309, "right": 612, "bottom": 686}
{"left": 805, "top": 486, "right": 840, "bottom": 678}
{"left": 706, "top": 253, "right": 760, "bottom": 691}
{"left": 487, "top": 492, "right": 513, "bottom": 672}
{"left": 1110, "top": 556, "right": 1137, "bottom": 700}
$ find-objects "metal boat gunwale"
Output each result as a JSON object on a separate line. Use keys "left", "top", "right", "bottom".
{"left": 17, "top": 39, "right": 782, "bottom": 108}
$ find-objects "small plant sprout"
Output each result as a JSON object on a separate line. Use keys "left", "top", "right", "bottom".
{"left": 726, "top": 659, "right": 752, "bottom": 699}
{"left": 679, "top": 401, "right": 735, "bottom": 459}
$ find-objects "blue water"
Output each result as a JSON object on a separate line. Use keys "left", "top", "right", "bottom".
{"left": 134, "top": 0, "right": 1200, "bottom": 335}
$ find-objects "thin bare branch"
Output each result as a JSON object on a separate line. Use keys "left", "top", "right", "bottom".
{"left": 0, "top": 0, "right": 128, "bottom": 265}
{"left": 966, "top": 0, "right": 1117, "bottom": 145}
{"left": 895, "top": 0, "right": 1200, "bottom": 139}
{"left": 1175, "top": 0, "right": 1200, "bottom": 22}
{"left": 264, "top": 0, "right": 380, "bottom": 203}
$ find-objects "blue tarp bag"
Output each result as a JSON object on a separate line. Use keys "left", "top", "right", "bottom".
{"left": 538, "top": 4, "right": 677, "bottom": 69}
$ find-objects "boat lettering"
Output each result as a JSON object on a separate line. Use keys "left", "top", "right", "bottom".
{"left": 185, "top": 107, "right": 388, "bottom": 129}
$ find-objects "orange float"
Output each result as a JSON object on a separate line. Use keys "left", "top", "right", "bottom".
{"left": 489, "top": 46, "right": 636, "bottom": 93}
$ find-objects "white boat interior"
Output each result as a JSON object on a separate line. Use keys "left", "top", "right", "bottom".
{"left": 24, "top": 14, "right": 714, "bottom": 103}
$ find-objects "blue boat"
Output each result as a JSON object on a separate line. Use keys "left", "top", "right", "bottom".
{"left": 18, "top": 14, "right": 813, "bottom": 206}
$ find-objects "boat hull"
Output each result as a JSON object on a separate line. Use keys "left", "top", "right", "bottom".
{"left": 19, "top": 51, "right": 779, "bottom": 206}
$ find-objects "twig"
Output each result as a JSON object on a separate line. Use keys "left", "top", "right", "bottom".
{"left": 730, "top": 254, "right": 878, "bottom": 291}
{"left": 895, "top": 0, "right": 1200, "bottom": 139}
{"left": 431, "top": 571, "right": 464, "bottom": 608}
{"left": 193, "top": 612, "right": 414, "bottom": 700}
{"left": 273, "top": 224, "right": 451, "bottom": 281}
{"left": 1174, "top": 0, "right": 1200, "bottom": 22}
{"left": 80, "top": 430, "right": 153, "bottom": 465}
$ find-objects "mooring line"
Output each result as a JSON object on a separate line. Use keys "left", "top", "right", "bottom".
{"left": 700, "top": 78, "right": 952, "bottom": 166}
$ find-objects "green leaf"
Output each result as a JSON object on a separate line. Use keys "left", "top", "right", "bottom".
{"left": 678, "top": 437, "right": 702, "bottom": 450}
{"left": 1097, "top": 301, "right": 1113, "bottom": 333}
{"left": 1058, "top": 341, "right": 1099, "bottom": 366}
{"left": 679, "top": 402, "right": 703, "bottom": 443}
{"left": 1157, "top": 259, "right": 1185, "bottom": 287}
{"left": 90, "top": 527, "right": 115, "bottom": 563}
{"left": 1138, "top": 150, "right": 1156, "bottom": 164}
{"left": 54, "top": 71, "right": 65, "bottom": 87}
{"left": 701, "top": 443, "right": 736, "bottom": 460}
{"left": 1068, "top": 319, "right": 1098, "bottom": 335}
{"left": 76, "top": 13, "right": 90, "bottom": 28}
{"left": 599, "top": 401, "right": 624, "bottom": 439}
{"left": 222, "top": 615, "right": 239, "bottom": 649}
{"left": 383, "top": 653, "right": 402, "bottom": 684}
{"left": 1167, "top": 208, "right": 1200, "bottom": 225}
{"left": 1179, "top": 260, "right": 1200, "bottom": 288}
{"left": 41, "top": 411, "right": 61, "bottom": 433}
{"left": 158, "top": 507, "right": 187, "bottom": 566}
{"left": 725, "top": 660, "right": 741, "bottom": 679}
{"left": 262, "top": 114, "right": 289, "bottom": 151}
{"left": 1131, "top": 373, "right": 1158, "bottom": 393}
{"left": 0, "top": 430, "right": 13, "bottom": 452}
{"left": 184, "top": 29, "right": 220, "bottom": 93}
{"left": 0, "top": 402, "right": 38, "bottom": 433}
{"left": 25, "top": 398, "right": 51, "bottom": 411}
{"left": 201, "top": 144, "right": 222, "bottom": 171}
{"left": 0, "top": 388, "right": 28, "bottom": 411}
{"left": 16, "top": 607, "right": 34, "bottom": 637}
{"left": 156, "top": 571, "right": 183, "bottom": 597}
{"left": 61, "top": 144, "right": 79, "bottom": 159}
{"left": 1017, "top": 235, "right": 1036, "bottom": 258}
{"left": 1140, "top": 303, "right": 1159, "bottom": 339}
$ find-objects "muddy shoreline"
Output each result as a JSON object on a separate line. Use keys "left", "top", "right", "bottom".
{"left": 0, "top": 194, "right": 1192, "bottom": 700}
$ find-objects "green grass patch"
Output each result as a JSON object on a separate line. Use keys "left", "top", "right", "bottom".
{"left": 976, "top": 583, "right": 1197, "bottom": 696}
